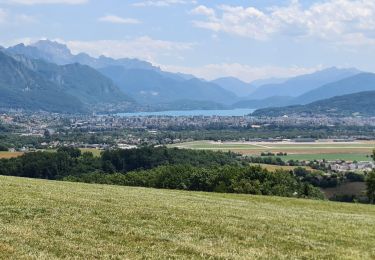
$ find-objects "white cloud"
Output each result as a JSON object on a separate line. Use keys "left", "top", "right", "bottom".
{"left": 64, "top": 36, "right": 195, "bottom": 63}
{"left": 5, "top": 0, "right": 88, "bottom": 4}
{"left": 98, "top": 15, "right": 140, "bottom": 25}
{"left": 190, "top": 5, "right": 215, "bottom": 17}
{"left": 161, "top": 63, "right": 322, "bottom": 82}
{"left": 191, "top": 0, "right": 375, "bottom": 45}
{"left": 133, "top": 0, "right": 196, "bottom": 7}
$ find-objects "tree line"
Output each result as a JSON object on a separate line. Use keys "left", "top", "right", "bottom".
{"left": 0, "top": 146, "right": 325, "bottom": 200}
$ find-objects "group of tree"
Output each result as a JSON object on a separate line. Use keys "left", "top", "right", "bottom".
{"left": 65, "top": 164, "right": 324, "bottom": 199}
{"left": 0, "top": 146, "right": 240, "bottom": 180}
{"left": 247, "top": 156, "right": 286, "bottom": 166}
{"left": 0, "top": 146, "right": 325, "bottom": 200}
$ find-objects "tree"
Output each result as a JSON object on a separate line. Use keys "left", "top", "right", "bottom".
{"left": 57, "top": 147, "right": 81, "bottom": 158}
{"left": 366, "top": 150, "right": 375, "bottom": 204}
{"left": 366, "top": 171, "right": 375, "bottom": 204}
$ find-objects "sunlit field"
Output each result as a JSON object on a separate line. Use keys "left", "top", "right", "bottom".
{"left": 169, "top": 140, "right": 375, "bottom": 161}
{"left": 1, "top": 176, "right": 375, "bottom": 259}
{"left": 0, "top": 152, "right": 23, "bottom": 159}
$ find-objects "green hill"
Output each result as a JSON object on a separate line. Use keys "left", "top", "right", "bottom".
{"left": 253, "top": 91, "right": 375, "bottom": 117}
{"left": 1, "top": 175, "right": 374, "bottom": 259}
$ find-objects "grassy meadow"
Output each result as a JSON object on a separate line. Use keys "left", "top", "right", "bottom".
{"left": 79, "top": 148, "right": 102, "bottom": 157}
{"left": 169, "top": 140, "right": 375, "bottom": 161}
{"left": 1, "top": 176, "right": 375, "bottom": 259}
{"left": 253, "top": 163, "right": 318, "bottom": 172}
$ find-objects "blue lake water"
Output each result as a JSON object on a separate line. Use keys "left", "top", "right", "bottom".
{"left": 117, "top": 108, "right": 255, "bottom": 117}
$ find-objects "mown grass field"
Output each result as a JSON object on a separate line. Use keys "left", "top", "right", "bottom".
{"left": 254, "top": 163, "right": 318, "bottom": 172}
{"left": 0, "top": 149, "right": 102, "bottom": 159}
{"left": 169, "top": 140, "right": 375, "bottom": 161}
{"left": 281, "top": 153, "right": 371, "bottom": 162}
{"left": 1, "top": 176, "right": 375, "bottom": 259}
{"left": 79, "top": 148, "right": 102, "bottom": 157}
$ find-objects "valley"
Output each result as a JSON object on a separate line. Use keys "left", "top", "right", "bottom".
{"left": 1, "top": 5, "right": 375, "bottom": 258}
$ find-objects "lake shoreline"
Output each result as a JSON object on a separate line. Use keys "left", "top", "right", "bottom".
{"left": 116, "top": 108, "right": 255, "bottom": 117}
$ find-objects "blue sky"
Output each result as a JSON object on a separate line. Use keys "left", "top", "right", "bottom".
{"left": 0, "top": 0, "right": 374, "bottom": 82}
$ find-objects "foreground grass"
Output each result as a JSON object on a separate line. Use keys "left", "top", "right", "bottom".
{"left": 1, "top": 176, "right": 375, "bottom": 259}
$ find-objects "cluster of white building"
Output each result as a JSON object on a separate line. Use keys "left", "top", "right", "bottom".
{"left": 328, "top": 161, "right": 375, "bottom": 173}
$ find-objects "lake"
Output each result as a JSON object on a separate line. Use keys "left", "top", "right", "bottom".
{"left": 117, "top": 108, "right": 255, "bottom": 117}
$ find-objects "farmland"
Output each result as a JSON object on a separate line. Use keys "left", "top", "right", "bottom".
{"left": 79, "top": 148, "right": 102, "bottom": 157}
{"left": 1, "top": 175, "right": 375, "bottom": 259}
{"left": 169, "top": 140, "right": 375, "bottom": 161}
{"left": 0, "top": 152, "right": 23, "bottom": 159}
{"left": 254, "top": 163, "right": 317, "bottom": 172}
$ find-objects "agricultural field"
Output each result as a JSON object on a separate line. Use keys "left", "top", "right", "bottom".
{"left": 1, "top": 176, "right": 375, "bottom": 259}
{"left": 282, "top": 153, "right": 370, "bottom": 162}
{"left": 0, "top": 152, "right": 23, "bottom": 159}
{"left": 79, "top": 148, "right": 102, "bottom": 157}
{"left": 0, "top": 149, "right": 102, "bottom": 159}
{"left": 170, "top": 140, "right": 375, "bottom": 161}
{"left": 254, "top": 163, "right": 317, "bottom": 172}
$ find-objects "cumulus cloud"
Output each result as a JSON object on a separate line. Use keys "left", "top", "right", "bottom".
{"left": 133, "top": 0, "right": 197, "bottom": 7}
{"left": 98, "top": 15, "right": 141, "bottom": 24}
{"left": 5, "top": 0, "right": 88, "bottom": 4}
{"left": 191, "top": 0, "right": 375, "bottom": 45}
{"left": 162, "top": 63, "right": 322, "bottom": 82}
{"left": 64, "top": 36, "right": 195, "bottom": 63}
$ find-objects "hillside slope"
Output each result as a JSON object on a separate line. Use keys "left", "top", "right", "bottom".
{"left": 296, "top": 72, "right": 375, "bottom": 104}
{"left": 1, "top": 176, "right": 374, "bottom": 259}
{"left": 253, "top": 91, "right": 375, "bottom": 117}
{"left": 248, "top": 67, "right": 360, "bottom": 99}
{"left": 99, "top": 66, "right": 237, "bottom": 105}
{"left": 0, "top": 51, "right": 134, "bottom": 113}
{"left": 0, "top": 52, "right": 85, "bottom": 113}
{"left": 13, "top": 55, "right": 132, "bottom": 105}
{"left": 212, "top": 77, "right": 255, "bottom": 97}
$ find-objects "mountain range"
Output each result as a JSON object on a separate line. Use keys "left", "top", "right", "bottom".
{"left": 211, "top": 77, "right": 255, "bottom": 97}
{"left": 0, "top": 51, "right": 133, "bottom": 113}
{"left": 7, "top": 41, "right": 156, "bottom": 71}
{"left": 0, "top": 39, "right": 374, "bottom": 114}
{"left": 253, "top": 91, "right": 375, "bottom": 117}
{"left": 0, "top": 51, "right": 85, "bottom": 113}
{"left": 99, "top": 66, "right": 236, "bottom": 106}
{"left": 7, "top": 40, "right": 235, "bottom": 109}
{"left": 246, "top": 67, "right": 360, "bottom": 100}
{"left": 296, "top": 73, "right": 375, "bottom": 104}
